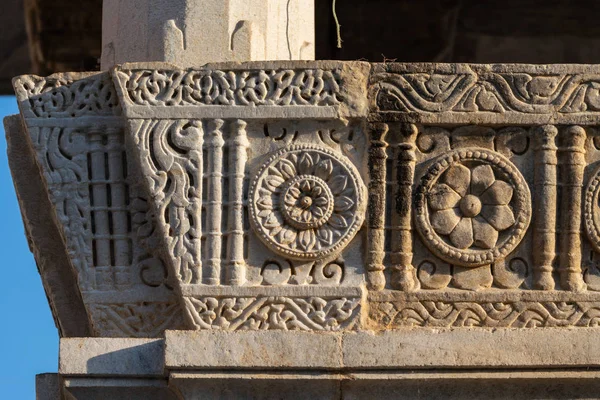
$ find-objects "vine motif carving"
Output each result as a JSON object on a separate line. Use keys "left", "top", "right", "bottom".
{"left": 89, "top": 302, "right": 186, "bottom": 337}
{"left": 260, "top": 258, "right": 345, "bottom": 286}
{"left": 249, "top": 144, "right": 367, "bottom": 260}
{"left": 130, "top": 196, "right": 170, "bottom": 288}
{"left": 183, "top": 296, "right": 360, "bottom": 331}
{"left": 28, "top": 126, "right": 94, "bottom": 288}
{"left": 374, "top": 69, "right": 600, "bottom": 114}
{"left": 584, "top": 165, "right": 600, "bottom": 254}
{"left": 415, "top": 148, "right": 531, "bottom": 267}
{"left": 371, "top": 300, "right": 600, "bottom": 328}
{"left": 115, "top": 68, "right": 342, "bottom": 107}
{"left": 131, "top": 119, "right": 204, "bottom": 284}
{"left": 13, "top": 73, "right": 121, "bottom": 118}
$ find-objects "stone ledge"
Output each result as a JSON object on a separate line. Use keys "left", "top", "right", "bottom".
{"left": 61, "top": 328, "right": 600, "bottom": 376}
{"left": 164, "top": 330, "right": 342, "bottom": 369}
{"left": 342, "top": 329, "right": 600, "bottom": 368}
{"left": 59, "top": 338, "right": 164, "bottom": 377}
{"left": 167, "top": 328, "right": 600, "bottom": 370}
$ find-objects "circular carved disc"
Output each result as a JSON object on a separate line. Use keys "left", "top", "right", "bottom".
{"left": 585, "top": 165, "right": 600, "bottom": 253}
{"left": 414, "top": 148, "right": 531, "bottom": 267}
{"left": 249, "top": 144, "right": 367, "bottom": 260}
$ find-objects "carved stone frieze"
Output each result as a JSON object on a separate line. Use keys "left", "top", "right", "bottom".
{"left": 372, "top": 64, "right": 600, "bottom": 115}
{"left": 89, "top": 302, "right": 186, "bottom": 337}
{"left": 183, "top": 295, "right": 360, "bottom": 331}
{"left": 370, "top": 299, "right": 600, "bottom": 328}
{"left": 113, "top": 68, "right": 342, "bottom": 107}
{"left": 12, "top": 71, "right": 181, "bottom": 338}
{"left": 12, "top": 61, "right": 600, "bottom": 336}
{"left": 585, "top": 165, "right": 600, "bottom": 254}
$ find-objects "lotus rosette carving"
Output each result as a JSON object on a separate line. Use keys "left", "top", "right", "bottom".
{"left": 415, "top": 148, "right": 531, "bottom": 267}
{"left": 249, "top": 145, "right": 366, "bottom": 260}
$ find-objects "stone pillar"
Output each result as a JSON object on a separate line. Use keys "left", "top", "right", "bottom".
{"left": 101, "top": 0, "right": 315, "bottom": 69}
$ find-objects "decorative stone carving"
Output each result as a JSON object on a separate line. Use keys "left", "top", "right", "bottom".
{"left": 113, "top": 68, "right": 342, "bottom": 107}
{"left": 249, "top": 144, "right": 367, "bottom": 260}
{"left": 89, "top": 302, "right": 186, "bottom": 337}
{"left": 12, "top": 71, "right": 182, "bottom": 337}
{"left": 585, "top": 165, "right": 600, "bottom": 254}
{"left": 370, "top": 299, "right": 600, "bottom": 328}
{"left": 415, "top": 148, "right": 531, "bottom": 267}
{"left": 183, "top": 295, "right": 360, "bottom": 331}
{"left": 13, "top": 61, "right": 600, "bottom": 340}
{"left": 373, "top": 64, "right": 600, "bottom": 114}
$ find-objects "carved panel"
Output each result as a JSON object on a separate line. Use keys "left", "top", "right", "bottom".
{"left": 414, "top": 148, "right": 531, "bottom": 267}
{"left": 15, "top": 62, "right": 600, "bottom": 335}
{"left": 372, "top": 64, "right": 600, "bottom": 115}
{"left": 114, "top": 68, "right": 342, "bottom": 107}
{"left": 367, "top": 63, "right": 600, "bottom": 328}
{"left": 183, "top": 296, "right": 360, "bottom": 331}
{"left": 249, "top": 144, "right": 366, "bottom": 261}
{"left": 13, "top": 72, "right": 182, "bottom": 338}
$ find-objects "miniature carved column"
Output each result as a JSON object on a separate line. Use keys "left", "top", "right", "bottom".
{"left": 188, "top": 121, "right": 204, "bottom": 284}
{"left": 101, "top": 0, "right": 315, "bottom": 69}
{"left": 204, "top": 119, "right": 225, "bottom": 285}
{"left": 89, "top": 127, "right": 110, "bottom": 290}
{"left": 367, "top": 123, "right": 388, "bottom": 290}
{"left": 532, "top": 125, "right": 558, "bottom": 290}
{"left": 226, "top": 120, "right": 250, "bottom": 286}
{"left": 559, "top": 125, "right": 587, "bottom": 292}
{"left": 390, "top": 123, "right": 419, "bottom": 291}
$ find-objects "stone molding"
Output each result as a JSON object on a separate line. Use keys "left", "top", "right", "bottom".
{"left": 58, "top": 331, "right": 600, "bottom": 399}
{"left": 11, "top": 61, "right": 600, "bottom": 339}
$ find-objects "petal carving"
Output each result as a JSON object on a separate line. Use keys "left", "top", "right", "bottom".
{"left": 431, "top": 209, "right": 461, "bottom": 235}
{"left": 429, "top": 183, "right": 461, "bottom": 211}
{"left": 481, "top": 205, "right": 516, "bottom": 231}
{"left": 298, "top": 153, "right": 314, "bottom": 175}
{"left": 298, "top": 229, "right": 317, "bottom": 251}
{"left": 471, "top": 165, "right": 495, "bottom": 196}
{"left": 472, "top": 216, "right": 498, "bottom": 249}
{"left": 315, "top": 159, "right": 334, "bottom": 180}
{"left": 444, "top": 164, "right": 471, "bottom": 196}
{"left": 480, "top": 180, "right": 513, "bottom": 205}
{"left": 449, "top": 217, "right": 474, "bottom": 249}
{"left": 334, "top": 196, "right": 354, "bottom": 212}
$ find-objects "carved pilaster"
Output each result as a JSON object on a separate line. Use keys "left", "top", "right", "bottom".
{"left": 188, "top": 121, "right": 204, "bottom": 284}
{"left": 226, "top": 120, "right": 250, "bottom": 286}
{"left": 366, "top": 123, "right": 388, "bottom": 291}
{"left": 559, "top": 125, "right": 587, "bottom": 292}
{"left": 532, "top": 125, "right": 558, "bottom": 290}
{"left": 89, "top": 126, "right": 111, "bottom": 288}
{"left": 390, "top": 123, "right": 419, "bottom": 291}
{"left": 204, "top": 119, "right": 225, "bottom": 285}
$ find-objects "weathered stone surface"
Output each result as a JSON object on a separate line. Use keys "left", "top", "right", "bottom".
{"left": 63, "top": 378, "right": 177, "bottom": 400}
{"left": 15, "top": 61, "right": 600, "bottom": 399}
{"left": 36, "top": 373, "right": 60, "bottom": 400}
{"left": 165, "top": 330, "right": 342, "bottom": 369}
{"left": 101, "top": 0, "right": 315, "bottom": 69}
{"left": 4, "top": 114, "right": 91, "bottom": 337}
{"left": 60, "top": 338, "right": 164, "bottom": 377}
{"left": 342, "top": 328, "right": 600, "bottom": 368}
{"left": 14, "top": 61, "right": 600, "bottom": 338}
{"left": 10, "top": 71, "right": 186, "bottom": 337}
{"left": 55, "top": 333, "right": 600, "bottom": 399}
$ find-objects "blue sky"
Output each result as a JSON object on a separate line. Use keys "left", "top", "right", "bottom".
{"left": 0, "top": 96, "right": 58, "bottom": 399}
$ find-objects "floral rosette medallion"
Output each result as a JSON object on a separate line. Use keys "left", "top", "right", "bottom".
{"left": 249, "top": 144, "right": 367, "bottom": 260}
{"left": 415, "top": 148, "right": 531, "bottom": 267}
{"left": 584, "top": 165, "right": 600, "bottom": 253}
